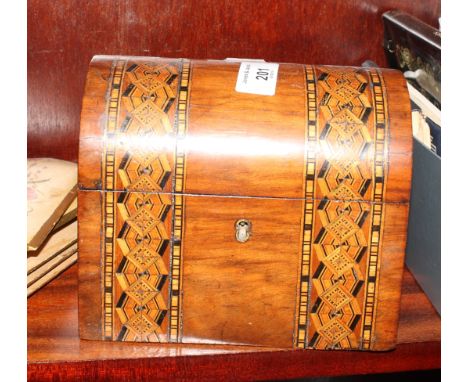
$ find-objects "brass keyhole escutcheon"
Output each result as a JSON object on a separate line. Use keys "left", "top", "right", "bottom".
{"left": 235, "top": 219, "right": 251, "bottom": 243}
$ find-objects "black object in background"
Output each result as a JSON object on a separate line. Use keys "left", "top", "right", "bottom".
{"left": 382, "top": 10, "right": 441, "bottom": 314}
{"left": 383, "top": 10, "right": 441, "bottom": 109}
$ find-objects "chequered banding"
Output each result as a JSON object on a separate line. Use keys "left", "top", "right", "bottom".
{"left": 102, "top": 59, "right": 125, "bottom": 339}
{"left": 295, "top": 66, "right": 318, "bottom": 348}
{"left": 169, "top": 61, "right": 191, "bottom": 342}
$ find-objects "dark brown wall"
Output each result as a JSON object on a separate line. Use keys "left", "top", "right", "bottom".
{"left": 27, "top": 0, "right": 440, "bottom": 161}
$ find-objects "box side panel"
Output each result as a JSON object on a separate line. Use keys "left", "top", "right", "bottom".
{"left": 382, "top": 69, "right": 413, "bottom": 203}
{"left": 181, "top": 196, "right": 303, "bottom": 347}
{"left": 78, "top": 190, "right": 103, "bottom": 340}
{"left": 78, "top": 58, "right": 113, "bottom": 190}
{"left": 371, "top": 202, "right": 409, "bottom": 350}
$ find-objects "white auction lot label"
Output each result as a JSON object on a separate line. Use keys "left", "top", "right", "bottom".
{"left": 235, "top": 61, "right": 279, "bottom": 96}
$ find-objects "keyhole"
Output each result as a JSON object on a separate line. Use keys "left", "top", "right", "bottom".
{"left": 235, "top": 219, "right": 252, "bottom": 243}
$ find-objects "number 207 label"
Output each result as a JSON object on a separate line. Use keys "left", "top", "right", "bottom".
{"left": 235, "top": 62, "right": 279, "bottom": 96}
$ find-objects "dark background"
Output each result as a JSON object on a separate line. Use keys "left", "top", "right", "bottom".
{"left": 27, "top": 0, "right": 440, "bottom": 162}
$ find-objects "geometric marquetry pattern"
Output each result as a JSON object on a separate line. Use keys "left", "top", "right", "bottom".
{"left": 114, "top": 192, "right": 171, "bottom": 341}
{"left": 102, "top": 59, "right": 183, "bottom": 342}
{"left": 118, "top": 62, "right": 178, "bottom": 192}
{"left": 302, "top": 67, "right": 388, "bottom": 350}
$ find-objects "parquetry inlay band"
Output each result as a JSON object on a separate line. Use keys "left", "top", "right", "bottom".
{"left": 296, "top": 66, "right": 389, "bottom": 349}
{"left": 102, "top": 59, "right": 190, "bottom": 342}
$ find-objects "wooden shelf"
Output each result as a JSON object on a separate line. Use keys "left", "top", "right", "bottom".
{"left": 28, "top": 266, "right": 440, "bottom": 381}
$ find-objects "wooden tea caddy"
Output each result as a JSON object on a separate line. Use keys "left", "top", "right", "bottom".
{"left": 78, "top": 56, "right": 412, "bottom": 351}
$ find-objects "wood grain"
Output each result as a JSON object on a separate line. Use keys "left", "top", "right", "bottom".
{"left": 181, "top": 195, "right": 303, "bottom": 347}
{"left": 372, "top": 203, "right": 409, "bottom": 350}
{"left": 28, "top": 0, "right": 440, "bottom": 162}
{"left": 382, "top": 69, "right": 413, "bottom": 203}
{"left": 77, "top": 190, "right": 102, "bottom": 340}
{"left": 185, "top": 61, "right": 306, "bottom": 198}
{"left": 27, "top": 265, "right": 440, "bottom": 381}
{"left": 77, "top": 58, "right": 110, "bottom": 190}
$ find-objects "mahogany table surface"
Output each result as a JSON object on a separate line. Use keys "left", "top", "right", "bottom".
{"left": 27, "top": 265, "right": 440, "bottom": 381}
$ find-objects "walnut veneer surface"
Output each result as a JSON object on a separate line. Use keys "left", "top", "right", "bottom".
{"left": 27, "top": 265, "right": 440, "bottom": 381}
